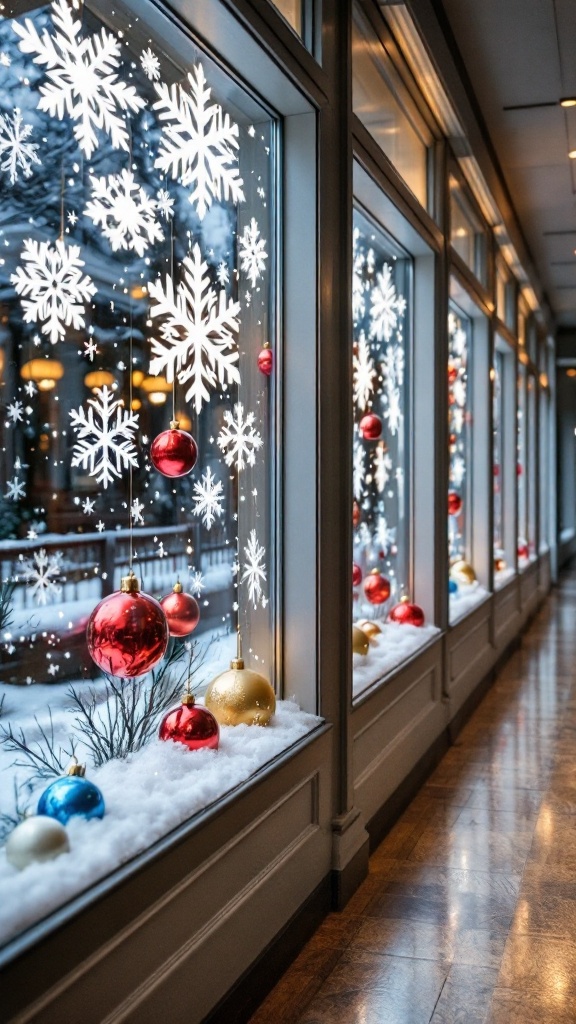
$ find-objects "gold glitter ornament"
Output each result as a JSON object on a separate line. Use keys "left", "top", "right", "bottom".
{"left": 352, "top": 625, "right": 370, "bottom": 655}
{"left": 204, "top": 633, "right": 276, "bottom": 726}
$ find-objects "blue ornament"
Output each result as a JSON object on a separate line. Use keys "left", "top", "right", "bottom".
{"left": 38, "top": 762, "right": 105, "bottom": 825}
{"left": 448, "top": 578, "right": 458, "bottom": 594}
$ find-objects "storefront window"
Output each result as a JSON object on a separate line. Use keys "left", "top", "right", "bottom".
{"left": 449, "top": 175, "right": 487, "bottom": 285}
{"left": 517, "top": 364, "right": 529, "bottom": 568}
{"left": 447, "top": 305, "right": 471, "bottom": 567}
{"left": 527, "top": 373, "right": 537, "bottom": 559}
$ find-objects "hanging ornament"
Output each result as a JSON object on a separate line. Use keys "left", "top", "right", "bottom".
{"left": 494, "top": 556, "right": 507, "bottom": 572}
{"left": 517, "top": 463, "right": 523, "bottom": 476}
{"left": 160, "top": 581, "right": 200, "bottom": 637}
{"left": 352, "top": 500, "right": 361, "bottom": 528}
{"left": 6, "top": 816, "right": 70, "bottom": 871}
{"left": 363, "top": 568, "right": 391, "bottom": 604}
{"left": 448, "top": 491, "right": 463, "bottom": 516}
{"left": 450, "top": 559, "right": 476, "bottom": 586}
{"left": 448, "top": 364, "right": 458, "bottom": 384}
{"left": 86, "top": 572, "right": 169, "bottom": 678}
{"left": 352, "top": 624, "right": 370, "bottom": 655}
{"left": 205, "top": 633, "right": 276, "bottom": 726}
{"left": 359, "top": 412, "right": 382, "bottom": 440}
{"left": 388, "top": 596, "right": 425, "bottom": 627}
{"left": 257, "top": 341, "right": 273, "bottom": 376}
{"left": 356, "top": 619, "right": 382, "bottom": 640}
{"left": 150, "top": 420, "right": 198, "bottom": 478}
{"left": 37, "top": 758, "right": 105, "bottom": 825}
{"left": 159, "top": 683, "right": 219, "bottom": 751}
{"left": 517, "top": 540, "right": 529, "bottom": 560}
{"left": 352, "top": 562, "right": 362, "bottom": 587}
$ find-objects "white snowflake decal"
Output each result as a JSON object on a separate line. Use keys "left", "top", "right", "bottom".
{"left": 20, "top": 547, "right": 63, "bottom": 606}
{"left": 131, "top": 497, "right": 145, "bottom": 524}
{"left": 216, "top": 260, "right": 229, "bottom": 286}
{"left": 353, "top": 442, "right": 365, "bottom": 502}
{"left": 153, "top": 62, "right": 245, "bottom": 220}
{"left": 140, "top": 47, "right": 160, "bottom": 81}
{"left": 69, "top": 385, "right": 139, "bottom": 488}
{"left": 238, "top": 217, "right": 267, "bottom": 287}
{"left": 189, "top": 570, "right": 205, "bottom": 597}
{"left": 0, "top": 109, "right": 41, "bottom": 185}
{"left": 353, "top": 333, "right": 377, "bottom": 410}
{"left": 14, "top": 0, "right": 145, "bottom": 158}
{"left": 217, "top": 403, "right": 263, "bottom": 472}
{"left": 85, "top": 170, "right": 164, "bottom": 257}
{"left": 375, "top": 516, "right": 396, "bottom": 557}
{"left": 241, "top": 529, "right": 266, "bottom": 609}
{"left": 148, "top": 243, "right": 241, "bottom": 414}
{"left": 192, "top": 467, "right": 224, "bottom": 529}
{"left": 82, "top": 497, "right": 95, "bottom": 515}
{"left": 7, "top": 401, "right": 24, "bottom": 424}
{"left": 369, "top": 264, "right": 406, "bottom": 343}
{"left": 156, "top": 188, "right": 174, "bottom": 220}
{"left": 383, "top": 386, "right": 402, "bottom": 436}
{"left": 374, "top": 444, "right": 393, "bottom": 493}
{"left": 5, "top": 476, "right": 25, "bottom": 501}
{"left": 11, "top": 238, "right": 96, "bottom": 344}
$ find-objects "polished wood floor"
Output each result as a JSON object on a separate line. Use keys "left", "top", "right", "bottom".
{"left": 249, "top": 568, "right": 576, "bottom": 1024}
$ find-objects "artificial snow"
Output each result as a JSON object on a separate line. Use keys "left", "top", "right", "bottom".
{"left": 353, "top": 621, "right": 440, "bottom": 698}
{"left": 449, "top": 581, "right": 490, "bottom": 624}
{"left": 494, "top": 566, "right": 516, "bottom": 590}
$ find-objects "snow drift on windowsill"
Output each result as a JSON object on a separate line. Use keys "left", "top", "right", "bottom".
{"left": 494, "top": 566, "right": 516, "bottom": 590}
{"left": 353, "top": 622, "right": 440, "bottom": 699}
{"left": 449, "top": 581, "right": 490, "bottom": 624}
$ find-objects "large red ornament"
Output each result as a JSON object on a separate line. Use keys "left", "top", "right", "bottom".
{"left": 388, "top": 596, "right": 425, "bottom": 627}
{"left": 86, "top": 573, "right": 169, "bottom": 678}
{"left": 448, "top": 491, "right": 463, "bottom": 516}
{"left": 159, "top": 693, "right": 219, "bottom": 751}
{"left": 160, "top": 582, "right": 200, "bottom": 637}
{"left": 257, "top": 342, "right": 273, "bottom": 376}
{"left": 150, "top": 420, "right": 198, "bottom": 478}
{"left": 359, "top": 412, "right": 382, "bottom": 440}
{"left": 352, "top": 562, "right": 362, "bottom": 587}
{"left": 363, "top": 568, "right": 391, "bottom": 605}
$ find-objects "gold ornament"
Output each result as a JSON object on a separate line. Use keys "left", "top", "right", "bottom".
{"left": 356, "top": 619, "right": 382, "bottom": 641}
{"left": 450, "top": 559, "right": 477, "bottom": 585}
{"left": 352, "top": 625, "right": 370, "bottom": 655}
{"left": 494, "top": 557, "right": 507, "bottom": 572}
{"left": 204, "top": 633, "right": 276, "bottom": 726}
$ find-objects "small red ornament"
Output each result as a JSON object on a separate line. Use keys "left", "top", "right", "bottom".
{"left": 359, "top": 412, "right": 383, "bottom": 440}
{"left": 86, "top": 573, "right": 169, "bottom": 678}
{"left": 517, "top": 463, "right": 523, "bottom": 477}
{"left": 159, "top": 691, "right": 219, "bottom": 751}
{"left": 352, "top": 563, "right": 362, "bottom": 587}
{"left": 494, "top": 557, "right": 506, "bottom": 572}
{"left": 160, "top": 582, "right": 200, "bottom": 637}
{"left": 449, "top": 433, "right": 457, "bottom": 446}
{"left": 352, "top": 500, "right": 361, "bottom": 528}
{"left": 150, "top": 420, "right": 198, "bottom": 478}
{"left": 448, "top": 364, "right": 458, "bottom": 384}
{"left": 257, "top": 341, "right": 273, "bottom": 376}
{"left": 448, "top": 491, "right": 463, "bottom": 516}
{"left": 493, "top": 464, "right": 500, "bottom": 476}
{"left": 517, "top": 541, "right": 529, "bottom": 559}
{"left": 363, "top": 568, "right": 391, "bottom": 605}
{"left": 388, "top": 596, "right": 425, "bottom": 627}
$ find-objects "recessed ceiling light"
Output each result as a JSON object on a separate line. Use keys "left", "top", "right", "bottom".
{"left": 569, "top": 149, "right": 576, "bottom": 158}
{"left": 560, "top": 97, "right": 576, "bottom": 107}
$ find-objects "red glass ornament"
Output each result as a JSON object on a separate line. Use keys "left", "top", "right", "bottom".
{"left": 448, "top": 491, "right": 463, "bottom": 516}
{"left": 494, "top": 557, "right": 506, "bottom": 572}
{"left": 388, "top": 596, "right": 425, "bottom": 627}
{"left": 352, "top": 563, "right": 362, "bottom": 587}
{"left": 160, "top": 582, "right": 200, "bottom": 637}
{"left": 150, "top": 421, "right": 198, "bottom": 478}
{"left": 448, "top": 364, "right": 458, "bottom": 384}
{"left": 352, "top": 500, "right": 361, "bottom": 528}
{"left": 518, "top": 541, "right": 529, "bottom": 559}
{"left": 449, "top": 433, "right": 457, "bottom": 446}
{"left": 159, "top": 694, "right": 219, "bottom": 751}
{"left": 87, "top": 573, "right": 169, "bottom": 678}
{"left": 257, "top": 342, "right": 273, "bottom": 376}
{"left": 363, "top": 568, "right": 391, "bottom": 605}
{"left": 493, "top": 464, "right": 500, "bottom": 476}
{"left": 359, "top": 412, "right": 382, "bottom": 440}
{"left": 517, "top": 463, "right": 523, "bottom": 476}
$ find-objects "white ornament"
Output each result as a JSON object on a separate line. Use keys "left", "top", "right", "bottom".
{"left": 140, "top": 47, "right": 160, "bottom": 81}
{"left": 238, "top": 217, "right": 267, "bottom": 287}
{"left": 241, "top": 528, "right": 266, "bottom": 609}
{"left": 148, "top": 243, "right": 241, "bottom": 414}
{"left": 153, "top": 62, "right": 245, "bottom": 220}
{"left": 69, "top": 385, "right": 139, "bottom": 489}
{"left": 6, "top": 816, "right": 69, "bottom": 870}
{"left": 353, "top": 332, "right": 377, "bottom": 410}
{"left": 5, "top": 476, "right": 25, "bottom": 501}
{"left": 20, "top": 547, "right": 63, "bottom": 605}
{"left": 192, "top": 467, "right": 224, "bottom": 529}
{"left": 369, "top": 264, "right": 405, "bottom": 343}
{"left": 217, "top": 403, "right": 263, "bottom": 472}
{"left": 14, "top": 0, "right": 145, "bottom": 158}
{"left": 0, "top": 109, "right": 41, "bottom": 185}
{"left": 11, "top": 238, "right": 96, "bottom": 344}
{"left": 85, "top": 170, "right": 164, "bottom": 257}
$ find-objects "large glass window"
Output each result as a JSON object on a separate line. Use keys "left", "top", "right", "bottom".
{"left": 447, "top": 305, "right": 471, "bottom": 567}
{"left": 449, "top": 174, "right": 487, "bottom": 285}
{"left": 517, "top": 364, "right": 529, "bottom": 568}
{"left": 527, "top": 373, "right": 537, "bottom": 559}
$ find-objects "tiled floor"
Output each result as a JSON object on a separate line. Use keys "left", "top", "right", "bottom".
{"left": 249, "top": 568, "right": 576, "bottom": 1024}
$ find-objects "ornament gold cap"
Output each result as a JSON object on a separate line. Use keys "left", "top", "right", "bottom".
{"left": 121, "top": 571, "right": 140, "bottom": 594}
{"left": 182, "top": 692, "right": 195, "bottom": 707}
{"left": 170, "top": 419, "right": 179, "bottom": 430}
{"left": 230, "top": 630, "right": 244, "bottom": 670}
{"left": 262, "top": 340, "right": 270, "bottom": 350}
{"left": 400, "top": 595, "right": 410, "bottom": 604}
{"left": 66, "top": 757, "right": 86, "bottom": 778}
{"left": 173, "top": 580, "right": 183, "bottom": 594}
{"left": 370, "top": 567, "right": 380, "bottom": 575}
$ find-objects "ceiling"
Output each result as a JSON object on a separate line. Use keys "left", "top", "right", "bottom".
{"left": 439, "top": 0, "right": 576, "bottom": 331}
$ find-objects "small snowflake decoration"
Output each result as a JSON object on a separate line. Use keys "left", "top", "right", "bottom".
{"left": 69, "top": 385, "right": 139, "bottom": 488}
{"left": 14, "top": 0, "right": 145, "bottom": 158}
{"left": 6, "top": 401, "right": 24, "bottom": 424}
{"left": 140, "top": 47, "right": 160, "bottom": 81}
{"left": 20, "top": 548, "right": 63, "bottom": 606}
{"left": 131, "top": 498, "right": 145, "bottom": 525}
{"left": 11, "top": 238, "right": 96, "bottom": 344}
{"left": 192, "top": 467, "right": 224, "bottom": 529}
{"left": 241, "top": 529, "right": 266, "bottom": 609}
{"left": 189, "top": 570, "right": 205, "bottom": 597}
{"left": 156, "top": 188, "right": 174, "bottom": 220}
{"left": 85, "top": 170, "right": 164, "bottom": 257}
{"left": 375, "top": 516, "right": 396, "bottom": 557}
{"left": 374, "top": 444, "right": 393, "bottom": 493}
{"left": 238, "top": 218, "right": 267, "bottom": 287}
{"left": 353, "top": 333, "right": 377, "bottom": 411}
{"left": 217, "top": 403, "right": 263, "bottom": 472}
{"left": 369, "top": 264, "right": 406, "bottom": 343}
{"left": 5, "top": 476, "right": 25, "bottom": 501}
{"left": 0, "top": 109, "right": 41, "bottom": 185}
{"left": 153, "top": 61, "right": 245, "bottom": 220}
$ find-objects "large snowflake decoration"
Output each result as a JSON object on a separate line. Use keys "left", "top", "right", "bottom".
{"left": 217, "top": 403, "right": 263, "bottom": 471}
{"left": 238, "top": 218, "right": 268, "bottom": 287}
{"left": 153, "top": 62, "right": 245, "bottom": 220}
{"left": 369, "top": 264, "right": 406, "bottom": 343}
{"left": 353, "top": 333, "right": 377, "bottom": 410}
{"left": 69, "top": 385, "right": 139, "bottom": 488}
{"left": 20, "top": 548, "right": 63, "bottom": 606}
{"left": 148, "top": 243, "right": 241, "bottom": 413}
{"left": 241, "top": 529, "right": 266, "bottom": 609}
{"left": 375, "top": 516, "right": 396, "bottom": 557}
{"left": 14, "top": 0, "right": 145, "bottom": 158}
{"left": 85, "top": 170, "right": 164, "bottom": 257}
{"left": 0, "top": 109, "right": 41, "bottom": 185}
{"left": 383, "top": 385, "right": 402, "bottom": 436}
{"left": 192, "top": 467, "right": 224, "bottom": 529}
{"left": 11, "top": 238, "right": 96, "bottom": 344}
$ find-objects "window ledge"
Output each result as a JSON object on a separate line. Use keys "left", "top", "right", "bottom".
{"left": 353, "top": 624, "right": 442, "bottom": 703}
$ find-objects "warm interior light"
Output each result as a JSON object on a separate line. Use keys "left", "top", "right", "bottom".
{"left": 566, "top": 368, "right": 576, "bottom": 377}
{"left": 21, "top": 358, "right": 64, "bottom": 388}
{"left": 560, "top": 97, "right": 576, "bottom": 107}
{"left": 131, "top": 398, "right": 142, "bottom": 411}
{"left": 140, "top": 375, "right": 172, "bottom": 395}
{"left": 84, "top": 370, "right": 114, "bottom": 391}
{"left": 489, "top": 368, "right": 496, "bottom": 382}
{"left": 132, "top": 369, "right": 145, "bottom": 387}
{"left": 569, "top": 149, "right": 576, "bottom": 159}
{"left": 148, "top": 392, "right": 167, "bottom": 405}
{"left": 130, "top": 285, "right": 148, "bottom": 300}
{"left": 176, "top": 412, "right": 192, "bottom": 431}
